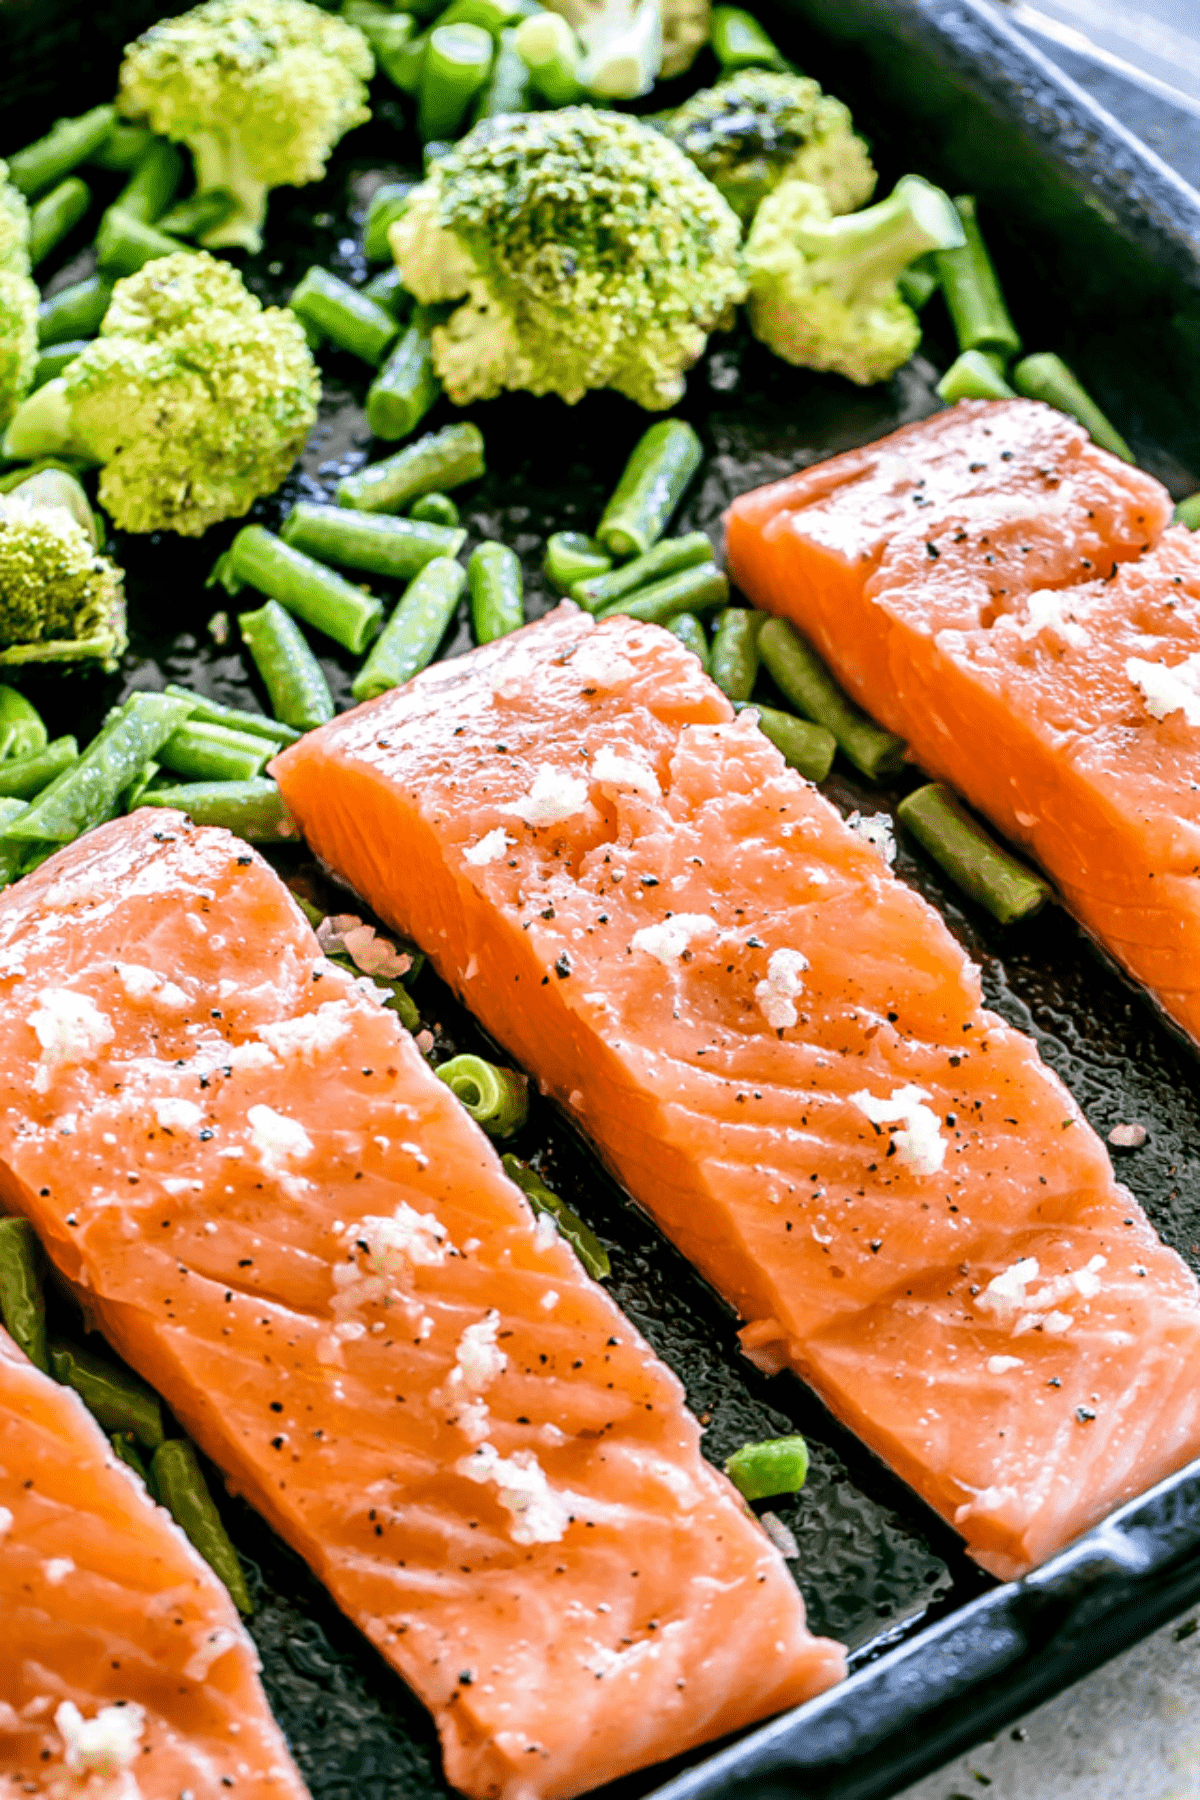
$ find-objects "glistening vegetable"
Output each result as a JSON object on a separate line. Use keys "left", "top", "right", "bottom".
{"left": 758, "top": 616, "right": 906, "bottom": 780}
{"left": 281, "top": 503, "right": 465, "bottom": 581}
{"left": 0, "top": 1216, "right": 48, "bottom": 1371}
{"left": 724, "top": 1434, "right": 809, "bottom": 1501}
{"left": 597, "top": 561, "right": 728, "bottom": 625}
{"left": 736, "top": 702, "right": 836, "bottom": 783}
{"left": 352, "top": 556, "right": 467, "bottom": 702}
{"left": 934, "top": 196, "right": 1021, "bottom": 359}
{"left": 597, "top": 420, "right": 703, "bottom": 560}
{"left": 502, "top": 1155, "right": 610, "bottom": 1279}
{"left": 1012, "top": 353, "right": 1132, "bottom": 463}
{"left": 711, "top": 607, "right": 763, "bottom": 702}
{"left": 570, "top": 531, "right": 710, "bottom": 611}
{"left": 469, "top": 541, "right": 524, "bottom": 643}
{"left": 366, "top": 309, "right": 442, "bottom": 440}
{"left": 48, "top": 1339, "right": 165, "bottom": 1448}
{"left": 152, "top": 1437, "right": 253, "bottom": 1614}
{"left": 217, "top": 525, "right": 383, "bottom": 655}
{"left": 897, "top": 782, "right": 1051, "bottom": 925}
{"left": 143, "top": 779, "right": 298, "bottom": 843}
{"left": 238, "top": 600, "right": 335, "bottom": 733}
{"left": 544, "top": 531, "right": 610, "bottom": 595}
{"left": 437, "top": 1053, "right": 529, "bottom": 1137}
{"left": 337, "top": 423, "right": 485, "bottom": 513}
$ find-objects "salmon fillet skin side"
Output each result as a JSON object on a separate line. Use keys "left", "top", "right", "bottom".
{"left": 0, "top": 812, "right": 842, "bottom": 1800}
{"left": 0, "top": 1324, "right": 308, "bottom": 1800}
{"left": 724, "top": 397, "right": 1200, "bottom": 1047}
{"left": 274, "top": 605, "right": 1200, "bottom": 1583}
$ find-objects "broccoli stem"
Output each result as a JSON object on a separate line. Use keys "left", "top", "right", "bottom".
{"left": 513, "top": 11, "right": 584, "bottom": 105}
{"left": 710, "top": 6, "right": 789, "bottom": 72}
{"left": 8, "top": 106, "right": 116, "bottom": 199}
{"left": 572, "top": 531, "right": 711, "bottom": 611}
{"left": 336, "top": 422, "right": 486, "bottom": 513}
{"left": 281, "top": 502, "right": 465, "bottom": 581}
{"left": 290, "top": 267, "right": 399, "bottom": 367}
{"left": 364, "top": 183, "right": 415, "bottom": 263}
{"left": 223, "top": 526, "right": 384, "bottom": 655}
{"left": 28, "top": 179, "right": 91, "bottom": 269}
{"left": 189, "top": 131, "right": 271, "bottom": 254}
{"left": 798, "top": 176, "right": 966, "bottom": 303}
{"left": 142, "top": 777, "right": 297, "bottom": 843}
{"left": 0, "top": 378, "right": 93, "bottom": 466}
{"left": 238, "top": 601, "right": 335, "bottom": 733}
{"left": 1012, "top": 352, "right": 1133, "bottom": 463}
{"left": 468, "top": 540, "right": 524, "bottom": 643}
{"left": 596, "top": 420, "right": 704, "bottom": 561}
{"left": 419, "top": 23, "right": 494, "bottom": 141}
{"left": 352, "top": 556, "right": 467, "bottom": 702}
{"left": 367, "top": 310, "right": 442, "bottom": 440}
{"left": 668, "top": 610, "right": 710, "bottom": 672}
{"left": 37, "top": 275, "right": 112, "bottom": 347}
{"left": 936, "top": 348, "right": 1015, "bottom": 404}
{"left": 935, "top": 195, "right": 1022, "bottom": 358}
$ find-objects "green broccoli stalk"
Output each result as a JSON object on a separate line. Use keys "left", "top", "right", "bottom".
{"left": 660, "top": 0, "right": 709, "bottom": 77}
{"left": 117, "top": 0, "right": 374, "bottom": 254}
{"left": 654, "top": 70, "right": 875, "bottom": 224}
{"left": 0, "top": 477, "right": 127, "bottom": 671}
{"left": 0, "top": 160, "right": 39, "bottom": 430}
{"left": 745, "top": 174, "right": 966, "bottom": 386}
{"left": 390, "top": 108, "right": 746, "bottom": 411}
{"left": 2, "top": 252, "right": 320, "bottom": 537}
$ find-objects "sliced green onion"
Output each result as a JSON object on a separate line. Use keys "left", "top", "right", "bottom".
{"left": 502, "top": 1154, "right": 610, "bottom": 1279}
{"left": 48, "top": 1339, "right": 165, "bottom": 1448}
{"left": 437, "top": 1053, "right": 528, "bottom": 1136}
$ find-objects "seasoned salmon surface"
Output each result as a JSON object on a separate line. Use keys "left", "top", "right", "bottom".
{"left": 0, "top": 1325, "right": 306, "bottom": 1800}
{"left": 724, "top": 398, "right": 1200, "bottom": 1043}
{"left": 275, "top": 605, "right": 1200, "bottom": 1580}
{"left": 0, "top": 812, "right": 839, "bottom": 1800}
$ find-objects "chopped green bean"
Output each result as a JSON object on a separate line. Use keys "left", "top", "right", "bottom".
{"left": 1012, "top": 352, "right": 1133, "bottom": 463}
{"left": 389, "top": 26, "right": 430, "bottom": 93}
{"left": 88, "top": 123, "right": 153, "bottom": 173}
{"left": 725, "top": 1434, "right": 809, "bottom": 1501}
{"left": 596, "top": 421, "right": 703, "bottom": 561}
{"left": 157, "top": 189, "right": 238, "bottom": 240}
{"left": 290, "top": 267, "right": 398, "bottom": 367}
{"left": 111, "top": 1433, "right": 154, "bottom": 1490}
{"left": 95, "top": 209, "right": 187, "bottom": 277}
{"left": 49, "top": 1339, "right": 165, "bottom": 1448}
{"left": 2, "top": 694, "right": 193, "bottom": 845}
{"left": 758, "top": 616, "right": 907, "bottom": 781}
{"left": 367, "top": 307, "right": 442, "bottom": 441}
{"left": 342, "top": 0, "right": 419, "bottom": 83}
{"left": 142, "top": 778, "right": 298, "bottom": 843}
{"left": 935, "top": 196, "right": 1021, "bottom": 358}
{"left": 281, "top": 502, "right": 465, "bottom": 580}
{"left": 114, "top": 139, "right": 185, "bottom": 224}
{"left": 897, "top": 781, "right": 1051, "bottom": 925}
{"left": 364, "top": 182, "right": 415, "bottom": 262}
{"left": 158, "top": 721, "right": 272, "bottom": 784}
{"left": 29, "top": 178, "right": 90, "bottom": 268}
{"left": 710, "top": 606, "right": 763, "bottom": 702}
{"left": 410, "top": 491, "right": 459, "bottom": 527}
{"left": 469, "top": 541, "right": 524, "bottom": 644}
{"left": 32, "top": 339, "right": 92, "bottom": 390}
{"left": 123, "top": 759, "right": 161, "bottom": 811}
{"left": 152, "top": 1439, "right": 252, "bottom": 1614}
{"left": 472, "top": 26, "right": 536, "bottom": 117}
{"left": 513, "top": 10, "right": 584, "bottom": 104}
{"left": 0, "top": 688, "right": 48, "bottom": 762}
{"left": 0, "top": 798, "right": 29, "bottom": 887}
{"left": 710, "top": 5, "right": 789, "bottom": 70}
{"left": 337, "top": 422, "right": 485, "bottom": 513}
{"left": 570, "top": 530, "right": 710, "bottom": 612}
{"left": 937, "top": 348, "right": 1016, "bottom": 403}
{"left": 544, "top": 531, "right": 610, "bottom": 595}
{"left": 898, "top": 252, "right": 940, "bottom": 312}
{"left": 220, "top": 525, "right": 383, "bottom": 655}
{"left": 163, "top": 685, "right": 301, "bottom": 746}
{"left": 0, "top": 736, "right": 78, "bottom": 800}
{"left": 735, "top": 701, "right": 836, "bottom": 783}
{"left": 437, "top": 1052, "right": 528, "bottom": 1136}
{"left": 352, "top": 556, "right": 467, "bottom": 702}
{"left": 597, "top": 561, "right": 728, "bottom": 625}
{"left": 238, "top": 600, "right": 335, "bottom": 732}
{"left": 419, "top": 22, "right": 494, "bottom": 141}
{"left": 8, "top": 106, "right": 116, "bottom": 198}
{"left": 0, "top": 1216, "right": 48, "bottom": 1371}
{"left": 501, "top": 1155, "right": 610, "bottom": 1279}
{"left": 37, "top": 275, "right": 112, "bottom": 346}
{"left": 668, "top": 611, "right": 710, "bottom": 671}
{"left": 1176, "top": 494, "right": 1200, "bottom": 530}
{"left": 363, "top": 266, "right": 411, "bottom": 322}
{"left": 440, "top": 0, "right": 530, "bottom": 34}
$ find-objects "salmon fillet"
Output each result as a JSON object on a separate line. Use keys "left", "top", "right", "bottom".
{"left": 274, "top": 604, "right": 1200, "bottom": 1581}
{"left": 724, "top": 398, "right": 1200, "bottom": 1042}
{"left": 0, "top": 1325, "right": 305, "bottom": 1800}
{"left": 0, "top": 812, "right": 839, "bottom": 1800}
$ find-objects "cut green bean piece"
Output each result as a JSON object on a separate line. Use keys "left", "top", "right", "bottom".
{"left": 221, "top": 525, "right": 383, "bottom": 654}
{"left": 469, "top": 540, "right": 523, "bottom": 643}
{"left": 157, "top": 189, "right": 238, "bottom": 240}
{"left": 142, "top": 778, "right": 298, "bottom": 843}
{"left": 725, "top": 1434, "right": 809, "bottom": 1501}
{"left": 123, "top": 759, "right": 161, "bottom": 811}
{"left": 437, "top": 1052, "right": 528, "bottom": 1137}
{"left": 389, "top": 26, "right": 430, "bottom": 93}
{"left": 0, "top": 688, "right": 48, "bottom": 762}
{"left": 710, "top": 5, "right": 789, "bottom": 69}
{"left": 95, "top": 209, "right": 187, "bottom": 277}
{"left": 937, "top": 347, "right": 1015, "bottom": 404}
{"left": 281, "top": 502, "right": 464, "bottom": 581}
{"left": 935, "top": 196, "right": 1021, "bottom": 358}
{"left": 111, "top": 1432, "right": 154, "bottom": 1490}
{"left": 363, "top": 265, "right": 411, "bottom": 322}
{"left": 163, "top": 685, "right": 301, "bottom": 746}
{"left": 597, "top": 561, "right": 728, "bottom": 625}
{"left": 367, "top": 309, "right": 442, "bottom": 440}
{"left": 88, "top": 123, "right": 153, "bottom": 173}
{"left": 501, "top": 1155, "right": 610, "bottom": 1280}
{"left": 29, "top": 178, "right": 90, "bottom": 268}
{"left": 898, "top": 252, "right": 940, "bottom": 312}
{"left": 758, "top": 616, "right": 907, "bottom": 781}
{"left": 668, "top": 611, "right": 710, "bottom": 671}
{"left": 0, "top": 736, "right": 77, "bottom": 800}
{"left": 337, "top": 423, "right": 486, "bottom": 513}
{"left": 544, "top": 531, "right": 610, "bottom": 595}
{"left": 158, "top": 721, "right": 272, "bottom": 784}
{"left": 33, "top": 339, "right": 92, "bottom": 390}
{"left": 473, "top": 26, "right": 536, "bottom": 117}
{"left": 352, "top": 556, "right": 467, "bottom": 701}
{"left": 152, "top": 1439, "right": 253, "bottom": 1614}
{"left": 1176, "top": 493, "right": 1200, "bottom": 530}
{"left": 290, "top": 267, "right": 398, "bottom": 367}
{"left": 342, "top": 1, "right": 419, "bottom": 83}
{"left": 48, "top": 1339, "right": 165, "bottom": 1448}
{"left": 570, "top": 530, "right": 710, "bottom": 611}
{"left": 8, "top": 106, "right": 116, "bottom": 198}
{"left": 513, "top": 10, "right": 584, "bottom": 104}
{"left": 2, "top": 694, "right": 193, "bottom": 845}
{"left": 596, "top": 420, "right": 703, "bottom": 560}
{"left": 735, "top": 701, "right": 836, "bottom": 783}
{"left": 364, "top": 181, "right": 415, "bottom": 262}
{"left": 1012, "top": 352, "right": 1133, "bottom": 463}
{"left": 37, "top": 275, "right": 112, "bottom": 346}
{"left": 710, "top": 606, "right": 763, "bottom": 702}
{"left": 410, "top": 490, "right": 459, "bottom": 527}
{"left": 440, "top": 0, "right": 530, "bottom": 35}
{"left": 115, "top": 139, "right": 185, "bottom": 224}
{"left": 239, "top": 600, "right": 335, "bottom": 732}
{"left": 0, "top": 798, "right": 29, "bottom": 888}
{"left": 897, "top": 781, "right": 1051, "bottom": 925}
{"left": 419, "top": 23, "right": 494, "bottom": 141}
{"left": 0, "top": 1216, "right": 48, "bottom": 1371}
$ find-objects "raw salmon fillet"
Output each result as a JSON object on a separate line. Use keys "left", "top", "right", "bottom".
{"left": 724, "top": 398, "right": 1200, "bottom": 1043}
{"left": 0, "top": 1324, "right": 305, "bottom": 1800}
{"left": 0, "top": 812, "right": 839, "bottom": 1800}
{"left": 274, "top": 605, "right": 1200, "bottom": 1581}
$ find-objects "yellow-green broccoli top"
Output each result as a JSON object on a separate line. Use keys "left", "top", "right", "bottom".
{"left": 0, "top": 493, "right": 127, "bottom": 670}
{"left": 0, "top": 162, "right": 38, "bottom": 430}
{"left": 391, "top": 107, "right": 746, "bottom": 412}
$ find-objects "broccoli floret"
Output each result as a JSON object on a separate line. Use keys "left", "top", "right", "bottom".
{"left": 390, "top": 108, "right": 746, "bottom": 411}
{"left": 745, "top": 175, "right": 965, "bottom": 385}
{"left": 117, "top": 0, "right": 374, "bottom": 254}
{"left": 0, "top": 160, "right": 38, "bottom": 431}
{"left": 3, "top": 252, "right": 320, "bottom": 536}
{"left": 655, "top": 70, "right": 875, "bottom": 224}
{"left": 0, "top": 482, "right": 127, "bottom": 671}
